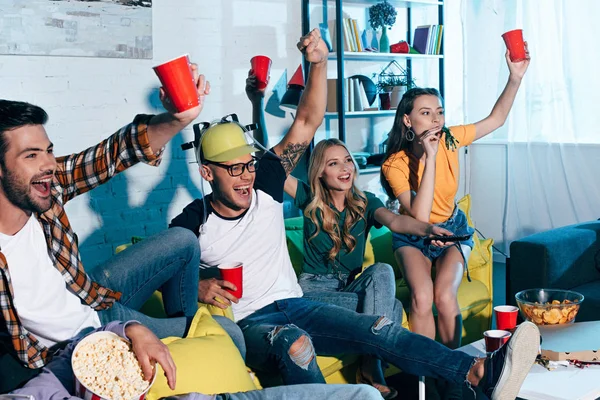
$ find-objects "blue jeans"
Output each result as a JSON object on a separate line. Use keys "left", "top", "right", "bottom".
{"left": 238, "top": 298, "right": 475, "bottom": 386}
{"left": 299, "top": 263, "right": 403, "bottom": 385}
{"left": 166, "top": 384, "right": 381, "bottom": 400}
{"left": 89, "top": 227, "right": 246, "bottom": 358}
{"left": 216, "top": 384, "right": 380, "bottom": 400}
{"left": 392, "top": 207, "right": 475, "bottom": 280}
{"left": 299, "top": 263, "right": 403, "bottom": 322}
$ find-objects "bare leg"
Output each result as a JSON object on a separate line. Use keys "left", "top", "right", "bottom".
{"left": 394, "top": 247, "right": 435, "bottom": 340}
{"left": 434, "top": 246, "right": 471, "bottom": 349}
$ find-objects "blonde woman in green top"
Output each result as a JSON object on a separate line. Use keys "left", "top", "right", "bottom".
{"left": 284, "top": 138, "right": 451, "bottom": 399}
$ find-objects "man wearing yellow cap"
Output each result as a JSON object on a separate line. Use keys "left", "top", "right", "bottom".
{"left": 170, "top": 30, "right": 540, "bottom": 400}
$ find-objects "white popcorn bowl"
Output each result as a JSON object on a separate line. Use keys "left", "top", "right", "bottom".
{"left": 72, "top": 331, "right": 157, "bottom": 400}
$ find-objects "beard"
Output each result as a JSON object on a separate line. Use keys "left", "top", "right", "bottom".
{"left": 0, "top": 166, "right": 52, "bottom": 213}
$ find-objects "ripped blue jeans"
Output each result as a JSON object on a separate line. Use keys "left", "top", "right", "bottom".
{"left": 237, "top": 298, "right": 476, "bottom": 386}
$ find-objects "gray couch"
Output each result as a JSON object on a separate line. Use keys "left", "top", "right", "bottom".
{"left": 508, "top": 221, "right": 600, "bottom": 322}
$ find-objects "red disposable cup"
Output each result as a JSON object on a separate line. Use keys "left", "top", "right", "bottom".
{"left": 250, "top": 55, "right": 272, "bottom": 90}
{"left": 153, "top": 54, "right": 199, "bottom": 113}
{"left": 218, "top": 262, "right": 243, "bottom": 299}
{"left": 502, "top": 29, "right": 527, "bottom": 62}
{"left": 495, "top": 305, "right": 519, "bottom": 331}
{"left": 484, "top": 330, "right": 511, "bottom": 353}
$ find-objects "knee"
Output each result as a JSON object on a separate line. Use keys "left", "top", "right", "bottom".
{"left": 370, "top": 263, "right": 396, "bottom": 281}
{"left": 215, "top": 317, "right": 246, "bottom": 359}
{"left": 268, "top": 325, "right": 315, "bottom": 370}
{"left": 411, "top": 289, "right": 434, "bottom": 314}
{"left": 433, "top": 288, "right": 458, "bottom": 312}
{"left": 357, "top": 384, "right": 384, "bottom": 399}
{"left": 168, "top": 227, "right": 200, "bottom": 259}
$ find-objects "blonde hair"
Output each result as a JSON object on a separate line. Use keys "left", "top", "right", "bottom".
{"left": 305, "top": 139, "right": 367, "bottom": 261}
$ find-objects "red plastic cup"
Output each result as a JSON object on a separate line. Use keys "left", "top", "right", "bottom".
{"left": 218, "top": 262, "right": 243, "bottom": 299}
{"left": 250, "top": 55, "right": 272, "bottom": 90}
{"left": 484, "top": 330, "right": 511, "bottom": 353}
{"left": 494, "top": 305, "right": 519, "bottom": 331}
{"left": 153, "top": 54, "right": 199, "bottom": 113}
{"left": 502, "top": 29, "right": 527, "bottom": 62}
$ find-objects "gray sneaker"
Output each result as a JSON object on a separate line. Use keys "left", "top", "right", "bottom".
{"left": 480, "top": 321, "right": 540, "bottom": 400}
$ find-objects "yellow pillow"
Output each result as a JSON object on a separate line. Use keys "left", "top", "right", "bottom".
{"left": 362, "top": 233, "right": 376, "bottom": 268}
{"left": 457, "top": 194, "right": 491, "bottom": 270}
{"left": 147, "top": 307, "right": 256, "bottom": 400}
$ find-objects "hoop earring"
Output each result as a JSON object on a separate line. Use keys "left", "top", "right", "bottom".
{"left": 406, "top": 127, "right": 415, "bottom": 142}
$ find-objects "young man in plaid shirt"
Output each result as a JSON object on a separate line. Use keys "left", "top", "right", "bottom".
{"left": 0, "top": 67, "right": 242, "bottom": 392}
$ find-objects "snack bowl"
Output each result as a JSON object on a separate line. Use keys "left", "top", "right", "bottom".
{"left": 515, "top": 288, "right": 584, "bottom": 326}
{"left": 72, "top": 331, "right": 156, "bottom": 400}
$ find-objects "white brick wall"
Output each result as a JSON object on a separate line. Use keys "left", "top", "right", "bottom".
{"left": 0, "top": 0, "right": 311, "bottom": 268}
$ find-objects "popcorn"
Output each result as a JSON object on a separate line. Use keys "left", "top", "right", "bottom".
{"left": 72, "top": 332, "right": 151, "bottom": 400}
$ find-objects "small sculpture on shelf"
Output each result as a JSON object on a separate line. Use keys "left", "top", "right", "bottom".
{"left": 368, "top": 0, "right": 397, "bottom": 53}
{"left": 374, "top": 60, "right": 415, "bottom": 110}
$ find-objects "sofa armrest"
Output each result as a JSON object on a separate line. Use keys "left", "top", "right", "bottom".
{"left": 508, "top": 221, "right": 600, "bottom": 303}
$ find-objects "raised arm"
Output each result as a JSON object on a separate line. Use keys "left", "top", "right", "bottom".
{"left": 245, "top": 71, "right": 269, "bottom": 148}
{"left": 284, "top": 174, "right": 299, "bottom": 199}
{"left": 56, "top": 64, "right": 210, "bottom": 203}
{"left": 273, "top": 29, "right": 328, "bottom": 176}
{"left": 473, "top": 44, "right": 530, "bottom": 141}
{"left": 148, "top": 64, "right": 210, "bottom": 152}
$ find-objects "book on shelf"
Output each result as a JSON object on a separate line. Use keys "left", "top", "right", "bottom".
{"left": 326, "top": 78, "right": 375, "bottom": 113}
{"left": 413, "top": 24, "right": 443, "bottom": 55}
{"left": 328, "top": 18, "right": 366, "bottom": 53}
{"left": 351, "top": 19, "right": 363, "bottom": 52}
{"left": 327, "top": 79, "right": 338, "bottom": 112}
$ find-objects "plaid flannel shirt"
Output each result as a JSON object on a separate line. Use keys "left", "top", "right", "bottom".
{"left": 0, "top": 114, "right": 164, "bottom": 369}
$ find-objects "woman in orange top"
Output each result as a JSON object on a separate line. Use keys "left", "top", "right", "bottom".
{"left": 380, "top": 46, "right": 530, "bottom": 349}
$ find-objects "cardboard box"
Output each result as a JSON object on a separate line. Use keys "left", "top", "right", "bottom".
{"left": 540, "top": 321, "right": 600, "bottom": 361}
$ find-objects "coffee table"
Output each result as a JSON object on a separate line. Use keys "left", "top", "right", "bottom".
{"left": 459, "top": 339, "right": 600, "bottom": 400}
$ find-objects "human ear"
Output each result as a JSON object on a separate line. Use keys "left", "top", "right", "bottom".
{"left": 199, "top": 165, "right": 213, "bottom": 182}
{"left": 403, "top": 114, "right": 411, "bottom": 128}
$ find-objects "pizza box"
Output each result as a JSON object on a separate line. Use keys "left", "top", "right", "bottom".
{"left": 539, "top": 321, "right": 600, "bottom": 361}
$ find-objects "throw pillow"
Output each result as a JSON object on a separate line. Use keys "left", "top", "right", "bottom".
{"left": 147, "top": 307, "right": 256, "bottom": 400}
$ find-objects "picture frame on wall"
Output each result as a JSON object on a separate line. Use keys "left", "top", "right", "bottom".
{"left": 0, "top": 0, "right": 153, "bottom": 59}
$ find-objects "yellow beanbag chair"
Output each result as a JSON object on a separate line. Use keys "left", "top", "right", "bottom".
{"left": 147, "top": 307, "right": 256, "bottom": 399}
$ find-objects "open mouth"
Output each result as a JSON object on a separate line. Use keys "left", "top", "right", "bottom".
{"left": 31, "top": 177, "right": 52, "bottom": 197}
{"left": 338, "top": 174, "right": 352, "bottom": 183}
{"left": 233, "top": 185, "right": 251, "bottom": 198}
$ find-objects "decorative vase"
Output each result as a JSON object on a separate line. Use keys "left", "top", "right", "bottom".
{"left": 379, "top": 26, "right": 390, "bottom": 53}
{"left": 379, "top": 92, "right": 391, "bottom": 110}
{"left": 371, "top": 29, "right": 379, "bottom": 51}
{"left": 390, "top": 86, "right": 407, "bottom": 109}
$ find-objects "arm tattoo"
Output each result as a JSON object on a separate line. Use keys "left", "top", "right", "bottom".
{"left": 279, "top": 141, "right": 309, "bottom": 175}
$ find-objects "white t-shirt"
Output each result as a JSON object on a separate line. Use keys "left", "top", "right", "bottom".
{"left": 170, "top": 151, "right": 303, "bottom": 321}
{"left": 0, "top": 215, "right": 101, "bottom": 348}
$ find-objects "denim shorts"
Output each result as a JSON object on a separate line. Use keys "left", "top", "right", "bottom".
{"left": 391, "top": 207, "right": 475, "bottom": 280}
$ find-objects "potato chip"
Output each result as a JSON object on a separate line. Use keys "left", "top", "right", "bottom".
{"left": 519, "top": 298, "right": 580, "bottom": 326}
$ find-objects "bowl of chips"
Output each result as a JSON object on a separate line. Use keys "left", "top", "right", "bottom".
{"left": 515, "top": 288, "right": 584, "bottom": 325}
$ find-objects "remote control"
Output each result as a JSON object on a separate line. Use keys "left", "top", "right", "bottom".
{"left": 423, "top": 234, "right": 472, "bottom": 245}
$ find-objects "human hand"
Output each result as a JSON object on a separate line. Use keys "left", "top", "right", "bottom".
{"left": 297, "top": 28, "right": 329, "bottom": 64}
{"left": 126, "top": 323, "right": 176, "bottom": 390}
{"left": 425, "top": 226, "right": 454, "bottom": 247}
{"left": 506, "top": 41, "right": 530, "bottom": 80}
{"left": 198, "top": 278, "right": 239, "bottom": 309}
{"left": 419, "top": 127, "right": 442, "bottom": 159}
{"left": 159, "top": 63, "right": 211, "bottom": 125}
{"left": 246, "top": 70, "right": 265, "bottom": 104}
